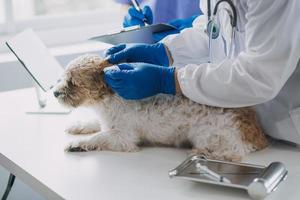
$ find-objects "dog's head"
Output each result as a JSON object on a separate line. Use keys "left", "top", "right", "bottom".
{"left": 53, "top": 54, "right": 112, "bottom": 108}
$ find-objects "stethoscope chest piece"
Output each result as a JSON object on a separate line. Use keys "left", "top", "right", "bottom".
{"left": 206, "top": 0, "right": 238, "bottom": 63}
{"left": 207, "top": 19, "right": 220, "bottom": 39}
{"left": 206, "top": 0, "right": 237, "bottom": 40}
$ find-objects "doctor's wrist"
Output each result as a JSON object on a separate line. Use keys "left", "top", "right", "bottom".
{"left": 160, "top": 67, "right": 176, "bottom": 95}
{"left": 160, "top": 67, "right": 181, "bottom": 95}
{"left": 163, "top": 44, "right": 174, "bottom": 66}
{"left": 174, "top": 69, "right": 182, "bottom": 94}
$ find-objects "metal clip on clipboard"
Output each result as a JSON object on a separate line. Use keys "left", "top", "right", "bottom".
{"left": 169, "top": 155, "right": 288, "bottom": 199}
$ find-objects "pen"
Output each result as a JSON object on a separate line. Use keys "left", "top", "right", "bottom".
{"left": 130, "top": 0, "right": 149, "bottom": 26}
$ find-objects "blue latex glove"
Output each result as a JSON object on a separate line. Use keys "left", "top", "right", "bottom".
{"left": 170, "top": 15, "right": 198, "bottom": 30}
{"left": 153, "top": 15, "right": 199, "bottom": 42}
{"left": 104, "top": 63, "right": 176, "bottom": 100}
{"left": 123, "top": 6, "right": 153, "bottom": 27}
{"left": 105, "top": 43, "right": 169, "bottom": 66}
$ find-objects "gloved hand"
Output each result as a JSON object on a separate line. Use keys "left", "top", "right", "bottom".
{"left": 170, "top": 15, "right": 198, "bottom": 31}
{"left": 153, "top": 15, "right": 199, "bottom": 42}
{"left": 104, "top": 63, "right": 176, "bottom": 100}
{"left": 105, "top": 43, "right": 169, "bottom": 66}
{"left": 123, "top": 5, "right": 153, "bottom": 27}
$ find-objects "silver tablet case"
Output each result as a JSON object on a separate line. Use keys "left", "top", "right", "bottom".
{"left": 169, "top": 155, "right": 288, "bottom": 199}
{"left": 89, "top": 23, "right": 176, "bottom": 44}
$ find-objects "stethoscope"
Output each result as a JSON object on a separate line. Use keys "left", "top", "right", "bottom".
{"left": 206, "top": 0, "right": 237, "bottom": 63}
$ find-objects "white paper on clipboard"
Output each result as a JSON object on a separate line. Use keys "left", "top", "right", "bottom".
{"left": 89, "top": 23, "right": 176, "bottom": 44}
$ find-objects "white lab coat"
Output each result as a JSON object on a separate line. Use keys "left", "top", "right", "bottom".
{"left": 163, "top": 0, "right": 300, "bottom": 143}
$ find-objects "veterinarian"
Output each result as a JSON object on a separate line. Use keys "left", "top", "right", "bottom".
{"left": 117, "top": 0, "right": 202, "bottom": 41}
{"left": 104, "top": 0, "right": 300, "bottom": 144}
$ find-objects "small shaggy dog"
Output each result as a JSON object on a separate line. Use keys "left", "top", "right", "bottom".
{"left": 54, "top": 54, "right": 267, "bottom": 161}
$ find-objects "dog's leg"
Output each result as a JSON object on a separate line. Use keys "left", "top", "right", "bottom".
{"left": 65, "top": 130, "right": 139, "bottom": 152}
{"left": 65, "top": 119, "right": 101, "bottom": 135}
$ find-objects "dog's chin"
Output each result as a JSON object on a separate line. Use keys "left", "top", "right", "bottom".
{"left": 56, "top": 97, "right": 83, "bottom": 108}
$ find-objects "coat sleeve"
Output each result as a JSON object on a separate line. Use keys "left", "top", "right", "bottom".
{"left": 163, "top": 0, "right": 300, "bottom": 108}
{"left": 162, "top": 15, "right": 210, "bottom": 67}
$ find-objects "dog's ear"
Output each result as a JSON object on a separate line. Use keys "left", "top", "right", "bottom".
{"left": 90, "top": 59, "right": 112, "bottom": 82}
{"left": 97, "top": 59, "right": 112, "bottom": 74}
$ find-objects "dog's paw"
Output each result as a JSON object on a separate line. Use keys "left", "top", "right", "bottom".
{"left": 65, "top": 140, "right": 98, "bottom": 152}
{"left": 65, "top": 120, "right": 101, "bottom": 135}
{"left": 64, "top": 139, "right": 140, "bottom": 153}
{"left": 189, "top": 149, "right": 242, "bottom": 162}
{"left": 189, "top": 148, "right": 210, "bottom": 158}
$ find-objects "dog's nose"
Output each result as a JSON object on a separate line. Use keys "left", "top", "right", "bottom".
{"left": 53, "top": 91, "right": 61, "bottom": 98}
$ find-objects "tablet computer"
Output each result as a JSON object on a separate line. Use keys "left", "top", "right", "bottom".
{"left": 6, "top": 29, "right": 63, "bottom": 92}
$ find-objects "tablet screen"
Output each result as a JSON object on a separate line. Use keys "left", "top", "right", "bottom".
{"left": 6, "top": 29, "right": 63, "bottom": 92}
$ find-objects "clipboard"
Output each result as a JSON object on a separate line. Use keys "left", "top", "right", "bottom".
{"left": 89, "top": 23, "right": 177, "bottom": 44}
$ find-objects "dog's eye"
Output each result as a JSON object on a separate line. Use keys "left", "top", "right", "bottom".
{"left": 67, "top": 79, "right": 75, "bottom": 87}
